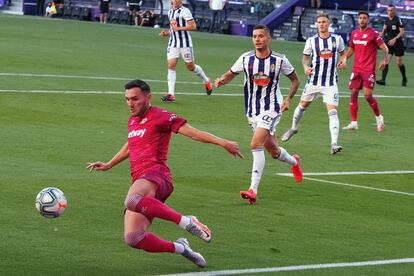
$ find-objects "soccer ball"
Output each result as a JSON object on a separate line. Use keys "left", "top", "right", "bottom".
{"left": 35, "top": 187, "right": 67, "bottom": 218}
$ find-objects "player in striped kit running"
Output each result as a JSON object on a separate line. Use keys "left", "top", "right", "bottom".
{"left": 281, "top": 14, "right": 347, "bottom": 154}
{"left": 159, "top": 0, "right": 212, "bottom": 102}
{"left": 215, "top": 24, "right": 303, "bottom": 204}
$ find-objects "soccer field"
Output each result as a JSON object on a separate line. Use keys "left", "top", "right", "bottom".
{"left": 1, "top": 15, "right": 413, "bottom": 275}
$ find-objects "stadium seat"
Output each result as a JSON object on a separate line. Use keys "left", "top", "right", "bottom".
{"left": 63, "top": 5, "right": 72, "bottom": 19}
{"left": 79, "top": 7, "right": 91, "bottom": 21}
{"left": 70, "top": 6, "right": 81, "bottom": 20}
{"left": 200, "top": 18, "right": 211, "bottom": 32}
{"left": 109, "top": 10, "right": 120, "bottom": 23}
{"left": 118, "top": 10, "right": 129, "bottom": 25}
{"left": 195, "top": 17, "right": 203, "bottom": 31}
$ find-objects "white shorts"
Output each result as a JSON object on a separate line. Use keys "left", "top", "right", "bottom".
{"left": 301, "top": 83, "right": 339, "bottom": 106}
{"left": 247, "top": 110, "right": 282, "bottom": 136}
{"left": 167, "top": 47, "right": 194, "bottom": 63}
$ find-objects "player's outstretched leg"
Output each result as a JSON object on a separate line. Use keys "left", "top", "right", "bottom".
{"left": 376, "top": 114, "right": 384, "bottom": 132}
{"left": 192, "top": 64, "right": 212, "bottom": 95}
{"left": 175, "top": 238, "right": 207, "bottom": 268}
{"left": 183, "top": 216, "right": 212, "bottom": 243}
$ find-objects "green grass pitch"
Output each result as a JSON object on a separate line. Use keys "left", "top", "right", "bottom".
{"left": 0, "top": 15, "right": 413, "bottom": 275}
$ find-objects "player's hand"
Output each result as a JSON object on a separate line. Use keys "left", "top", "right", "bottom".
{"left": 304, "top": 65, "right": 313, "bottom": 76}
{"left": 86, "top": 161, "right": 112, "bottom": 172}
{"left": 337, "top": 60, "right": 347, "bottom": 69}
{"left": 159, "top": 30, "right": 169, "bottom": 37}
{"left": 378, "top": 60, "right": 387, "bottom": 71}
{"left": 388, "top": 38, "right": 396, "bottom": 46}
{"left": 170, "top": 21, "right": 178, "bottom": 32}
{"left": 215, "top": 78, "right": 224, "bottom": 88}
{"left": 281, "top": 98, "right": 291, "bottom": 112}
{"left": 224, "top": 141, "right": 244, "bottom": 159}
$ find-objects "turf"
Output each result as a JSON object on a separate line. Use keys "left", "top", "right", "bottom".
{"left": 0, "top": 15, "right": 413, "bottom": 275}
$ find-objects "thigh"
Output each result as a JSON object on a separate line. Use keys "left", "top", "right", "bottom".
{"left": 181, "top": 47, "right": 194, "bottom": 63}
{"left": 349, "top": 72, "right": 363, "bottom": 90}
{"left": 167, "top": 47, "right": 180, "bottom": 60}
{"left": 301, "top": 83, "right": 320, "bottom": 102}
{"left": 127, "top": 178, "right": 158, "bottom": 198}
{"left": 124, "top": 209, "right": 151, "bottom": 233}
{"left": 321, "top": 85, "right": 339, "bottom": 106}
{"left": 361, "top": 72, "right": 376, "bottom": 89}
{"left": 249, "top": 111, "right": 281, "bottom": 136}
{"left": 394, "top": 40, "right": 405, "bottom": 57}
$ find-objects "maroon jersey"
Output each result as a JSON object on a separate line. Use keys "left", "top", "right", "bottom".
{"left": 349, "top": 27, "right": 384, "bottom": 74}
{"left": 127, "top": 106, "right": 187, "bottom": 181}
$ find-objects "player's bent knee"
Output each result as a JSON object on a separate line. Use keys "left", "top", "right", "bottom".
{"left": 124, "top": 194, "right": 143, "bottom": 211}
{"left": 124, "top": 230, "right": 146, "bottom": 248}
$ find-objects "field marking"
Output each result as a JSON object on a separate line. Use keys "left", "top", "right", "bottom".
{"left": 161, "top": 257, "right": 414, "bottom": 276}
{"left": 1, "top": 89, "right": 414, "bottom": 99}
{"left": 277, "top": 170, "right": 414, "bottom": 176}
{"left": 1, "top": 72, "right": 414, "bottom": 98}
{"left": 277, "top": 171, "right": 414, "bottom": 196}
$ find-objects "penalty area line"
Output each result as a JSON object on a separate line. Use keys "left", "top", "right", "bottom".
{"left": 161, "top": 257, "right": 414, "bottom": 276}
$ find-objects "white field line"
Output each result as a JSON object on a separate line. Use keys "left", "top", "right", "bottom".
{"left": 1, "top": 72, "right": 414, "bottom": 98}
{"left": 277, "top": 171, "right": 414, "bottom": 196}
{"left": 161, "top": 258, "right": 414, "bottom": 276}
{"left": 1, "top": 89, "right": 414, "bottom": 99}
{"left": 277, "top": 170, "right": 414, "bottom": 176}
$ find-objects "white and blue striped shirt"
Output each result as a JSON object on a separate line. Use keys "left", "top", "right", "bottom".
{"left": 168, "top": 6, "right": 193, "bottom": 48}
{"left": 303, "top": 33, "right": 345, "bottom": 86}
{"left": 231, "top": 50, "right": 295, "bottom": 118}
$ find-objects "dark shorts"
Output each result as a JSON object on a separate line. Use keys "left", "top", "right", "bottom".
{"left": 387, "top": 39, "right": 405, "bottom": 57}
{"left": 99, "top": 3, "right": 109, "bottom": 13}
{"left": 349, "top": 71, "right": 376, "bottom": 90}
{"left": 129, "top": 4, "right": 140, "bottom": 12}
{"left": 131, "top": 165, "right": 173, "bottom": 203}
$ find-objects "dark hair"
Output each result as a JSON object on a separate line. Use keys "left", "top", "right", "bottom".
{"left": 124, "top": 79, "right": 151, "bottom": 94}
{"left": 317, "top": 13, "right": 330, "bottom": 20}
{"left": 253, "top": 24, "right": 270, "bottom": 35}
{"left": 358, "top": 11, "right": 369, "bottom": 18}
{"left": 388, "top": 4, "right": 395, "bottom": 8}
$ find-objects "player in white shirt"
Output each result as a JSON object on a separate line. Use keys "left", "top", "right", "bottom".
{"left": 215, "top": 24, "right": 303, "bottom": 204}
{"left": 159, "top": 0, "right": 212, "bottom": 102}
{"left": 281, "top": 14, "right": 347, "bottom": 154}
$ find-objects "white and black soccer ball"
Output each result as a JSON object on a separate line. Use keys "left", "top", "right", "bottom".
{"left": 35, "top": 187, "right": 67, "bottom": 218}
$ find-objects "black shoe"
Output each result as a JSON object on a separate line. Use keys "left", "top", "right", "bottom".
{"left": 376, "top": 80, "right": 386, "bottom": 86}
{"left": 402, "top": 79, "right": 407, "bottom": 87}
{"left": 160, "top": 94, "right": 175, "bottom": 102}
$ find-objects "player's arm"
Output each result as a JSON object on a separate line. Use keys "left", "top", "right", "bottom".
{"left": 280, "top": 71, "right": 300, "bottom": 112}
{"left": 378, "top": 43, "right": 390, "bottom": 71}
{"left": 215, "top": 70, "right": 238, "bottom": 88}
{"left": 87, "top": 142, "right": 129, "bottom": 172}
{"left": 380, "top": 24, "right": 387, "bottom": 38}
{"left": 172, "top": 19, "right": 197, "bottom": 32}
{"left": 178, "top": 123, "right": 244, "bottom": 159}
{"left": 337, "top": 50, "right": 347, "bottom": 69}
{"left": 302, "top": 55, "right": 312, "bottom": 76}
{"left": 345, "top": 47, "right": 354, "bottom": 59}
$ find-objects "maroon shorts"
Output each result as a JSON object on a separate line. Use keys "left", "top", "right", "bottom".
{"left": 349, "top": 71, "right": 376, "bottom": 90}
{"left": 131, "top": 165, "right": 173, "bottom": 203}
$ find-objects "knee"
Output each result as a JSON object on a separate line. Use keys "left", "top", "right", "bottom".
{"left": 328, "top": 109, "right": 337, "bottom": 117}
{"left": 250, "top": 141, "right": 262, "bottom": 150}
{"left": 269, "top": 147, "right": 280, "bottom": 159}
{"left": 124, "top": 194, "right": 143, "bottom": 211}
{"left": 124, "top": 230, "right": 146, "bottom": 248}
{"left": 186, "top": 63, "right": 195, "bottom": 71}
{"left": 168, "top": 65, "right": 176, "bottom": 70}
{"left": 364, "top": 94, "right": 373, "bottom": 101}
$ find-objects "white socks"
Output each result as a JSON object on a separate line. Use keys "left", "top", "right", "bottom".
{"left": 174, "top": 242, "right": 185, "bottom": 253}
{"left": 249, "top": 149, "right": 265, "bottom": 193}
{"left": 328, "top": 109, "right": 339, "bottom": 145}
{"left": 292, "top": 105, "right": 306, "bottom": 130}
{"left": 168, "top": 69, "right": 176, "bottom": 95}
{"left": 277, "top": 147, "right": 297, "bottom": 166}
{"left": 193, "top": 64, "right": 209, "bottom": 83}
{"left": 178, "top": 215, "right": 190, "bottom": 229}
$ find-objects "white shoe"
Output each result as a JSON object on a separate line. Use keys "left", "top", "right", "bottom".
{"left": 281, "top": 128, "right": 298, "bottom": 142}
{"left": 176, "top": 238, "right": 207, "bottom": 268}
{"left": 330, "top": 144, "right": 343, "bottom": 155}
{"left": 376, "top": 115, "right": 384, "bottom": 132}
{"left": 343, "top": 121, "right": 358, "bottom": 130}
{"left": 185, "top": 216, "right": 211, "bottom": 243}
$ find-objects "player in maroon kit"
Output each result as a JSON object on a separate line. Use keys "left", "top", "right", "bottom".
{"left": 343, "top": 11, "right": 389, "bottom": 132}
{"left": 87, "top": 79, "right": 243, "bottom": 268}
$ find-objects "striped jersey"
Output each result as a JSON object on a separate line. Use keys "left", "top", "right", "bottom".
{"left": 168, "top": 6, "right": 193, "bottom": 48}
{"left": 303, "top": 33, "right": 345, "bottom": 86}
{"left": 230, "top": 50, "right": 295, "bottom": 118}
